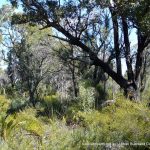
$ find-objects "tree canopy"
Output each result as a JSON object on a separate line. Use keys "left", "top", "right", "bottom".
{"left": 0, "top": 2, "right": 150, "bottom": 149}
{"left": 9, "top": 0, "right": 150, "bottom": 100}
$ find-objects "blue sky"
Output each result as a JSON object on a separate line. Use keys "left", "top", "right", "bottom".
{"left": 0, "top": 0, "right": 137, "bottom": 74}
{"left": 0, "top": 0, "right": 9, "bottom": 7}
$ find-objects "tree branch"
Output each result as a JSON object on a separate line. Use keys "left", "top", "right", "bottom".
{"left": 46, "top": 22, "right": 127, "bottom": 89}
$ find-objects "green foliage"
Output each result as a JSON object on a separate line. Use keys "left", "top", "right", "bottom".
{"left": 22, "top": 23, "right": 51, "bottom": 45}
{"left": 0, "top": 94, "right": 150, "bottom": 149}
{"left": 78, "top": 81, "right": 95, "bottom": 111}
{"left": 1, "top": 112, "right": 44, "bottom": 149}
{"left": 43, "top": 94, "right": 60, "bottom": 112}
{"left": 3, "top": 21, "right": 58, "bottom": 106}
{"left": 16, "top": 109, "right": 44, "bottom": 137}
{"left": 38, "top": 93, "right": 65, "bottom": 118}
{"left": 5, "top": 86, "right": 17, "bottom": 99}
{"left": 0, "top": 95, "right": 10, "bottom": 114}
{"left": 42, "top": 119, "right": 75, "bottom": 150}
{"left": 1, "top": 114, "right": 17, "bottom": 141}
{"left": 37, "top": 84, "right": 56, "bottom": 100}
{"left": 75, "top": 98, "right": 150, "bottom": 145}
{"left": 1, "top": 0, "right": 150, "bottom": 149}
{"left": 8, "top": 97, "right": 27, "bottom": 111}
{"left": 95, "top": 83, "right": 108, "bottom": 107}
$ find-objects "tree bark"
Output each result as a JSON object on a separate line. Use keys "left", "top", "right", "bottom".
{"left": 49, "top": 22, "right": 147, "bottom": 102}
{"left": 18, "top": 1, "right": 149, "bottom": 102}
{"left": 49, "top": 22, "right": 128, "bottom": 89}
{"left": 111, "top": 9, "right": 122, "bottom": 76}
{"left": 122, "top": 17, "right": 134, "bottom": 82}
{"left": 71, "top": 65, "right": 78, "bottom": 97}
{"left": 29, "top": 90, "right": 36, "bottom": 107}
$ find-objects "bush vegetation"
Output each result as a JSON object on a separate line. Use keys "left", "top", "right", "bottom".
{"left": 0, "top": 1, "right": 150, "bottom": 149}
{"left": 0, "top": 89, "right": 149, "bottom": 150}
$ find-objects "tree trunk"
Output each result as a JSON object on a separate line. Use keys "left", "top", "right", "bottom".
{"left": 29, "top": 89, "right": 36, "bottom": 107}
{"left": 69, "top": 46, "right": 79, "bottom": 98}
{"left": 122, "top": 17, "right": 134, "bottom": 81}
{"left": 71, "top": 66, "right": 79, "bottom": 97}
{"left": 111, "top": 9, "right": 122, "bottom": 76}
{"left": 72, "top": 71, "right": 78, "bottom": 97}
{"left": 48, "top": 18, "right": 149, "bottom": 102}
{"left": 124, "top": 81, "right": 141, "bottom": 102}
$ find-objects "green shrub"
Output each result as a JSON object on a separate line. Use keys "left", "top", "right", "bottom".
{"left": 79, "top": 81, "right": 95, "bottom": 111}
{"left": 38, "top": 94, "right": 65, "bottom": 118}
{"left": 0, "top": 107, "right": 45, "bottom": 149}
{"left": 0, "top": 95, "right": 10, "bottom": 117}
{"left": 0, "top": 93, "right": 150, "bottom": 150}
{"left": 7, "top": 97, "right": 29, "bottom": 114}
{"left": 75, "top": 98, "right": 150, "bottom": 147}
{"left": 5, "top": 86, "right": 18, "bottom": 99}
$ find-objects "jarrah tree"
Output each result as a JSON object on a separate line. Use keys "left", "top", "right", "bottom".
{"left": 9, "top": 0, "right": 150, "bottom": 101}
